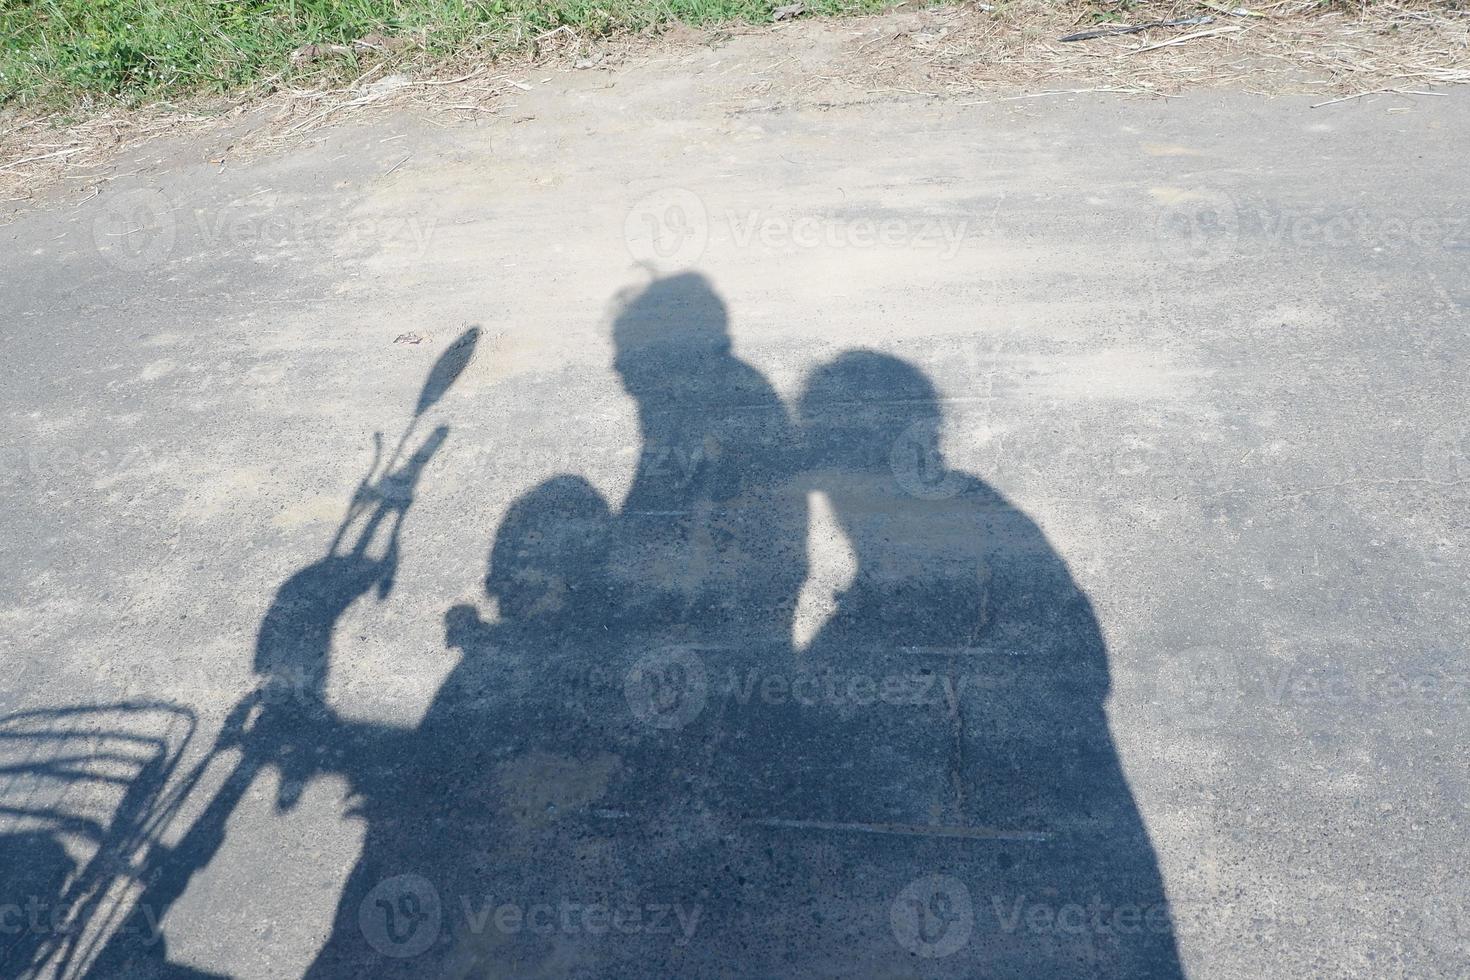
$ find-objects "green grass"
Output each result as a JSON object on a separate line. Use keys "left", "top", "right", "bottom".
{"left": 0, "top": 0, "right": 897, "bottom": 108}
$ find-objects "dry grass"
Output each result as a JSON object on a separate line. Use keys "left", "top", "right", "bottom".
{"left": 845, "top": 0, "right": 1470, "bottom": 100}
{"left": 2, "top": 2, "right": 1467, "bottom": 212}
{"left": 0, "top": 49, "right": 534, "bottom": 210}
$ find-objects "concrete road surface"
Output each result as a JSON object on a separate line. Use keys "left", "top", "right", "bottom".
{"left": 2, "top": 48, "right": 1468, "bottom": 980}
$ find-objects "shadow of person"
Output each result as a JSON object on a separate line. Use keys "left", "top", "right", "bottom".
{"left": 317, "top": 277, "right": 819, "bottom": 977}
{"left": 58, "top": 295, "right": 1187, "bottom": 977}
{"left": 609, "top": 272, "right": 806, "bottom": 643}
{"left": 764, "top": 349, "right": 1186, "bottom": 978}
{"left": 305, "top": 476, "right": 629, "bottom": 977}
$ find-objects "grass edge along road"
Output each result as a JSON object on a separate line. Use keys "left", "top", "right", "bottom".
{"left": 0, "top": 0, "right": 904, "bottom": 109}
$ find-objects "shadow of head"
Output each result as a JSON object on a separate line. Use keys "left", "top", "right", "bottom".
{"left": 481, "top": 475, "right": 612, "bottom": 624}
{"left": 611, "top": 272, "right": 730, "bottom": 395}
{"left": 798, "top": 349, "right": 945, "bottom": 474}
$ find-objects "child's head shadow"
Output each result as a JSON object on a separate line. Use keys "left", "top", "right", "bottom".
{"left": 446, "top": 475, "right": 613, "bottom": 648}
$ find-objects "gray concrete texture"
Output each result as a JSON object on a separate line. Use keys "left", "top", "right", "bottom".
{"left": 1, "top": 51, "right": 1468, "bottom": 980}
